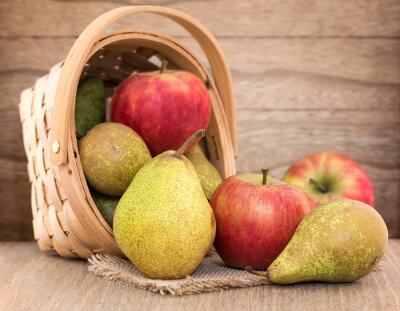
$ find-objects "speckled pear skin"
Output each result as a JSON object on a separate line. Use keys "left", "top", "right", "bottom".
{"left": 75, "top": 77, "right": 105, "bottom": 137}
{"left": 79, "top": 122, "right": 152, "bottom": 196}
{"left": 185, "top": 145, "right": 222, "bottom": 200}
{"left": 267, "top": 199, "right": 388, "bottom": 284}
{"left": 113, "top": 151, "right": 216, "bottom": 279}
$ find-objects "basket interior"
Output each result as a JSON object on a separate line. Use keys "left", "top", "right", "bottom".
{"left": 81, "top": 41, "right": 178, "bottom": 106}
{"left": 74, "top": 32, "right": 216, "bottom": 235}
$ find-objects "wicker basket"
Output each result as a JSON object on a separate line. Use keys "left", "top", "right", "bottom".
{"left": 19, "top": 6, "right": 237, "bottom": 259}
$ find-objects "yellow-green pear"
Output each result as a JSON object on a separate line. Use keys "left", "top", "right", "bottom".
{"left": 249, "top": 199, "right": 388, "bottom": 284}
{"left": 79, "top": 122, "right": 151, "bottom": 196}
{"left": 185, "top": 145, "right": 222, "bottom": 200}
{"left": 113, "top": 130, "right": 216, "bottom": 279}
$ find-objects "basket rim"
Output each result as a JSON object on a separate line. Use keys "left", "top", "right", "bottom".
{"left": 67, "top": 29, "right": 235, "bottom": 249}
{"left": 49, "top": 6, "right": 237, "bottom": 167}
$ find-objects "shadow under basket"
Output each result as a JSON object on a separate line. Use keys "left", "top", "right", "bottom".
{"left": 19, "top": 6, "right": 237, "bottom": 259}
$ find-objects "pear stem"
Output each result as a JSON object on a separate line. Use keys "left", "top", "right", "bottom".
{"left": 262, "top": 168, "right": 269, "bottom": 185}
{"left": 173, "top": 130, "right": 205, "bottom": 159}
{"left": 160, "top": 59, "right": 168, "bottom": 74}
{"left": 309, "top": 178, "right": 327, "bottom": 193}
{"left": 245, "top": 266, "right": 269, "bottom": 278}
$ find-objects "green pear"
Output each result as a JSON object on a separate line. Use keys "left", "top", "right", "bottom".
{"left": 259, "top": 199, "right": 388, "bottom": 284}
{"left": 113, "top": 130, "right": 216, "bottom": 279}
{"left": 79, "top": 122, "right": 151, "bottom": 196}
{"left": 91, "top": 190, "right": 119, "bottom": 228}
{"left": 185, "top": 145, "right": 222, "bottom": 200}
{"left": 75, "top": 77, "right": 105, "bottom": 137}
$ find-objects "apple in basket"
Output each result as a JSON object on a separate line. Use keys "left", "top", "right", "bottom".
{"left": 111, "top": 60, "right": 211, "bottom": 155}
{"left": 210, "top": 169, "right": 311, "bottom": 270}
{"left": 282, "top": 151, "right": 374, "bottom": 209}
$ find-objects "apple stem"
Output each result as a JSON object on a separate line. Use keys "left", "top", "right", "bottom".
{"left": 245, "top": 266, "right": 269, "bottom": 278}
{"left": 160, "top": 59, "right": 168, "bottom": 74}
{"left": 262, "top": 168, "right": 269, "bottom": 185}
{"left": 173, "top": 130, "right": 205, "bottom": 159}
{"left": 309, "top": 178, "right": 327, "bottom": 193}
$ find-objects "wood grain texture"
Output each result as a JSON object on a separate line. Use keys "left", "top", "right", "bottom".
{"left": 0, "top": 241, "right": 399, "bottom": 310}
{"left": 235, "top": 109, "right": 400, "bottom": 237}
{"left": 0, "top": 0, "right": 399, "bottom": 240}
{"left": 1, "top": 0, "right": 400, "bottom": 37}
{"left": 2, "top": 37, "right": 400, "bottom": 84}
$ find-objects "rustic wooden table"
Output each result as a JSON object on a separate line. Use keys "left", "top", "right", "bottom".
{"left": 1, "top": 241, "right": 399, "bottom": 311}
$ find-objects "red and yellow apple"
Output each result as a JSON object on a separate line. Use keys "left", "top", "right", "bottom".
{"left": 282, "top": 151, "right": 374, "bottom": 209}
{"left": 111, "top": 64, "right": 211, "bottom": 155}
{"left": 210, "top": 169, "right": 311, "bottom": 270}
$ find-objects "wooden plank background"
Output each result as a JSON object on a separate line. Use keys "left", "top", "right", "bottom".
{"left": 0, "top": 0, "right": 399, "bottom": 240}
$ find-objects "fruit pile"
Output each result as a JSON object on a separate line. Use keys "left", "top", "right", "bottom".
{"left": 76, "top": 64, "right": 388, "bottom": 284}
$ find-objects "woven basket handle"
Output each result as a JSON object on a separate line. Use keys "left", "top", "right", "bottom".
{"left": 49, "top": 5, "right": 236, "bottom": 165}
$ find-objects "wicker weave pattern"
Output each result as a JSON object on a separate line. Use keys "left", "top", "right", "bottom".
{"left": 19, "top": 7, "right": 236, "bottom": 259}
{"left": 20, "top": 63, "right": 81, "bottom": 257}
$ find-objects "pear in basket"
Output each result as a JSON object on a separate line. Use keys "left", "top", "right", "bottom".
{"left": 91, "top": 190, "right": 119, "bottom": 228}
{"left": 185, "top": 144, "right": 222, "bottom": 200}
{"left": 79, "top": 122, "right": 152, "bottom": 196}
{"left": 113, "top": 130, "right": 216, "bottom": 279}
{"left": 75, "top": 77, "right": 105, "bottom": 138}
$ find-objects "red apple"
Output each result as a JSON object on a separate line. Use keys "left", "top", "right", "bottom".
{"left": 211, "top": 169, "right": 311, "bottom": 270}
{"left": 111, "top": 64, "right": 211, "bottom": 155}
{"left": 282, "top": 151, "right": 374, "bottom": 209}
